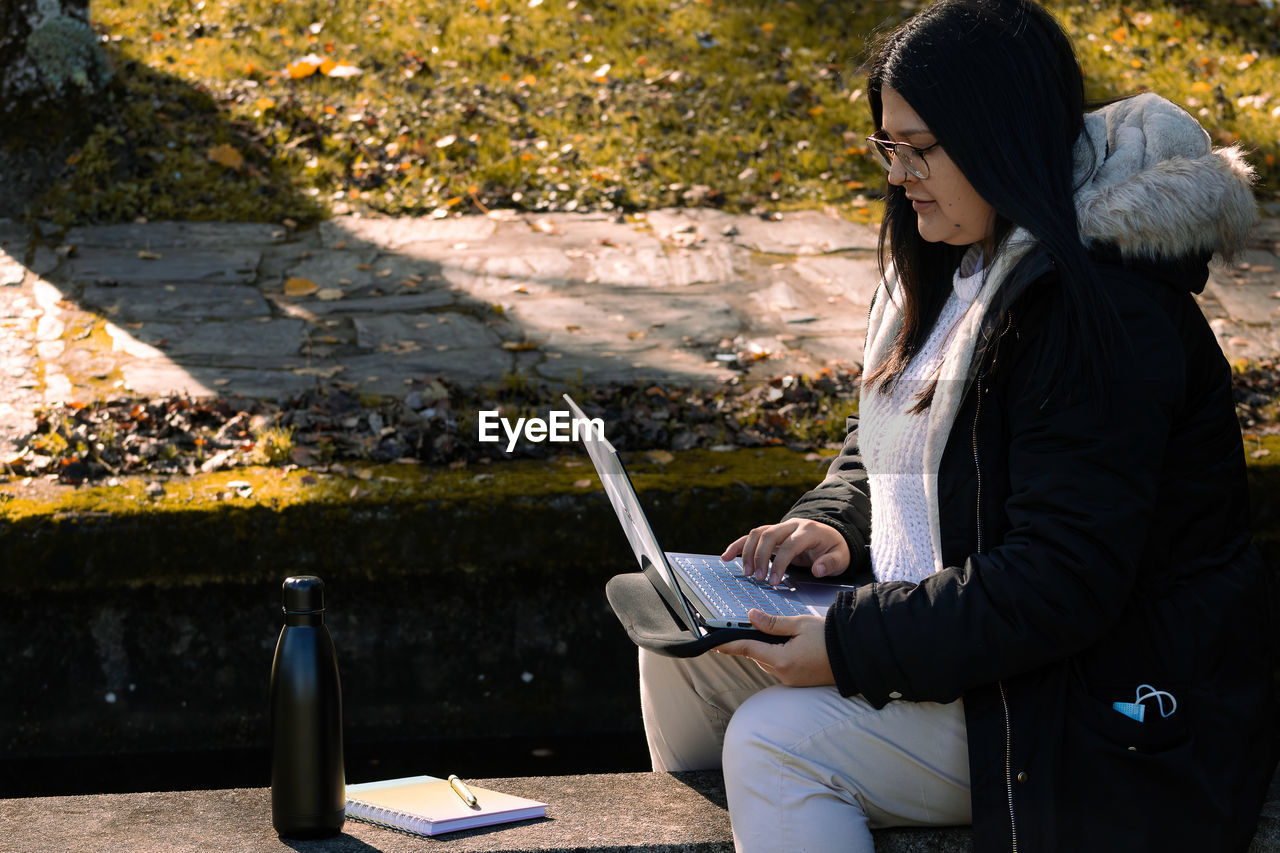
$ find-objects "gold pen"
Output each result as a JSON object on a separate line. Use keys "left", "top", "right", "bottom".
{"left": 448, "top": 774, "right": 479, "bottom": 808}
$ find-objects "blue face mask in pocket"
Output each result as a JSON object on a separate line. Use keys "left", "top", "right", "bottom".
{"left": 1113, "top": 684, "right": 1177, "bottom": 723}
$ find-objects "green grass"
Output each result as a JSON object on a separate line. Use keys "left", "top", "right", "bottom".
{"left": 17, "top": 0, "right": 1280, "bottom": 226}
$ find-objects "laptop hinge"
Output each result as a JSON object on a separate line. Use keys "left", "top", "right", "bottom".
{"left": 640, "top": 557, "right": 707, "bottom": 638}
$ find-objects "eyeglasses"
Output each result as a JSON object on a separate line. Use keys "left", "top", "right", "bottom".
{"left": 866, "top": 136, "right": 941, "bottom": 180}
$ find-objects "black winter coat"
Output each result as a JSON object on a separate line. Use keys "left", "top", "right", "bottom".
{"left": 783, "top": 246, "right": 1276, "bottom": 851}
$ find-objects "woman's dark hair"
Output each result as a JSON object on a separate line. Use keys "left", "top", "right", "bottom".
{"left": 864, "top": 0, "right": 1114, "bottom": 409}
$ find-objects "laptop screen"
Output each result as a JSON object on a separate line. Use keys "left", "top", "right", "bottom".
{"left": 562, "top": 394, "right": 704, "bottom": 637}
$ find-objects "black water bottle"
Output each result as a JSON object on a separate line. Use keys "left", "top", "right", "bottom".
{"left": 270, "top": 575, "right": 345, "bottom": 838}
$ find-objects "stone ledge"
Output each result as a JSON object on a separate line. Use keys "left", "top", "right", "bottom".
{"left": 1, "top": 768, "right": 1277, "bottom": 853}
{"left": 0, "top": 772, "right": 969, "bottom": 853}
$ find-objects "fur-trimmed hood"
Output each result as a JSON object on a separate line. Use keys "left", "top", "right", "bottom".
{"left": 1073, "top": 92, "right": 1258, "bottom": 263}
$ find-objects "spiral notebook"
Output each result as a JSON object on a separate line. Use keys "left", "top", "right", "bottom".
{"left": 345, "top": 775, "right": 547, "bottom": 836}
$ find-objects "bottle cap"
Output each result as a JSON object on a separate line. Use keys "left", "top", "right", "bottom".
{"left": 282, "top": 575, "right": 325, "bottom": 614}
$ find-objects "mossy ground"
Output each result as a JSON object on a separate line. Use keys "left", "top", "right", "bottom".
{"left": 10, "top": 0, "right": 1278, "bottom": 226}
{"left": 0, "top": 446, "right": 829, "bottom": 522}
{"left": 2, "top": 438, "right": 1277, "bottom": 594}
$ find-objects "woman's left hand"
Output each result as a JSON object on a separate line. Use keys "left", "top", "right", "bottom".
{"left": 715, "top": 610, "right": 835, "bottom": 687}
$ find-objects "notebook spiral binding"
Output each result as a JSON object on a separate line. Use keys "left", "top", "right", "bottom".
{"left": 346, "top": 801, "right": 431, "bottom": 836}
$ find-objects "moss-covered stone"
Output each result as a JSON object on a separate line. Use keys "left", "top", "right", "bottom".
{"left": 0, "top": 448, "right": 834, "bottom": 761}
{"left": 0, "top": 448, "right": 833, "bottom": 592}
{"left": 2, "top": 440, "right": 1277, "bottom": 591}
{"left": 25, "top": 14, "right": 112, "bottom": 102}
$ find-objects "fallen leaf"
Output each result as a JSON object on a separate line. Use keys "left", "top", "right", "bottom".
{"left": 573, "top": 478, "right": 592, "bottom": 488}
{"left": 316, "top": 288, "right": 345, "bottom": 301}
{"left": 208, "top": 144, "right": 244, "bottom": 170}
{"left": 646, "top": 449, "right": 675, "bottom": 464}
{"left": 284, "top": 277, "right": 319, "bottom": 296}
{"left": 502, "top": 341, "right": 539, "bottom": 351}
{"left": 286, "top": 53, "right": 326, "bottom": 78}
{"left": 137, "top": 250, "right": 163, "bottom": 260}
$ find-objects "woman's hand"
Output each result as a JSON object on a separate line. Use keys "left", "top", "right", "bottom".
{"left": 715, "top": 610, "right": 835, "bottom": 687}
{"left": 723, "top": 518, "right": 850, "bottom": 586}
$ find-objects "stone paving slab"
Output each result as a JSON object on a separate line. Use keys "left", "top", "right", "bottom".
{"left": 1208, "top": 274, "right": 1280, "bottom": 326}
{"left": 0, "top": 218, "right": 26, "bottom": 251}
{"left": 731, "top": 210, "right": 880, "bottom": 255}
{"left": 1252, "top": 217, "right": 1280, "bottom": 253}
{"left": 127, "top": 319, "right": 308, "bottom": 364}
{"left": 501, "top": 294, "right": 740, "bottom": 352}
{"left": 0, "top": 209, "right": 1277, "bottom": 455}
{"left": 353, "top": 312, "right": 502, "bottom": 352}
{"left": 271, "top": 291, "right": 457, "bottom": 318}
{"left": 320, "top": 215, "right": 499, "bottom": 250}
{"left": 441, "top": 247, "right": 577, "bottom": 298}
{"left": 0, "top": 246, "right": 27, "bottom": 289}
{"left": 793, "top": 254, "right": 883, "bottom": 304}
{"left": 62, "top": 222, "right": 286, "bottom": 249}
{"left": 534, "top": 347, "right": 734, "bottom": 385}
{"left": 509, "top": 214, "right": 661, "bottom": 251}
{"left": 66, "top": 248, "right": 261, "bottom": 284}
{"left": 79, "top": 282, "right": 273, "bottom": 321}
{"left": 645, "top": 208, "right": 744, "bottom": 242}
{"left": 121, "top": 361, "right": 320, "bottom": 399}
{"left": 339, "top": 348, "right": 517, "bottom": 390}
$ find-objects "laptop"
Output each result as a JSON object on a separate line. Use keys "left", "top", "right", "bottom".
{"left": 563, "top": 394, "right": 855, "bottom": 638}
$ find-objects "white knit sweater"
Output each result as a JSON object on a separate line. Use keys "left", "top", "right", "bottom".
{"left": 863, "top": 249, "right": 986, "bottom": 583}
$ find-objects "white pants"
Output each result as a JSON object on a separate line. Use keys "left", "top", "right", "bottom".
{"left": 639, "top": 648, "right": 972, "bottom": 853}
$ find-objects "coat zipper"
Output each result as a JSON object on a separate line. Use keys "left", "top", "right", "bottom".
{"left": 971, "top": 365, "right": 985, "bottom": 556}
{"left": 971, "top": 319, "right": 1018, "bottom": 852}
{"left": 999, "top": 680, "right": 1019, "bottom": 853}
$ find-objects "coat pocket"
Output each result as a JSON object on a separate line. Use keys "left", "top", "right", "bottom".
{"left": 1067, "top": 669, "right": 1190, "bottom": 756}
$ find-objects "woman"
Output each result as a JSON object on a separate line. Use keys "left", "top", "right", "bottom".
{"left": 638, "top": 1, "right": 1276, "bottom": 851}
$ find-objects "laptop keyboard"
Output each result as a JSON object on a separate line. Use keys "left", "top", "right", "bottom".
{"left": 671, "top": 554, "right": 813, "bottom": 619}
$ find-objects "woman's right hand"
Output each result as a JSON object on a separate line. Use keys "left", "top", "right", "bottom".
{"left": 722, "top": 519, "right": 851, "bottom": 587}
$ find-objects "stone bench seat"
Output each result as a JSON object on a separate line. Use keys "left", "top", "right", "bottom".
{"left": 1, "top": 769, "right": 1277, "bottom": 852}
